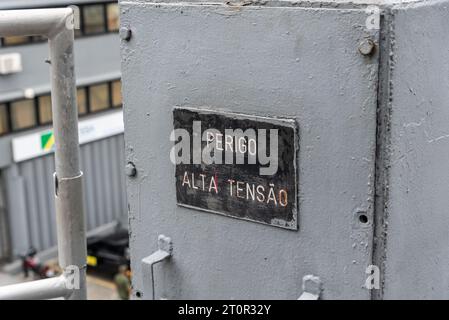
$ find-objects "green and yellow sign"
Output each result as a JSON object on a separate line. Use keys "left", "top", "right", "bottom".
{"left": 40, "top": 131, "right": 55, "bottom": 151}
{"left": 12, "top": 110, "right": 124, "bottom": 162}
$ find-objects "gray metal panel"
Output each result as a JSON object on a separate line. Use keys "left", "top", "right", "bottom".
{"left": 1, "top": 134, "right": 126, "bottom": 257}
{"left": 122, "top": 2, "right": 379, "bottom": 299}
{"left": 119, "top": 0, "right": 421, "bottom": 6}
{"left": 382, "top": 0, "right": 449, "bottom": 299}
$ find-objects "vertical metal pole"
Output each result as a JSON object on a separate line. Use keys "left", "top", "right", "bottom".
{"left": 49, "top": 19, "right": 87, "bottom": 301}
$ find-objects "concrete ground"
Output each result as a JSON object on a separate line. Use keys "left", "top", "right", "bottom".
{"left": 0, "top": 271, "right": 120, "bottom": 300}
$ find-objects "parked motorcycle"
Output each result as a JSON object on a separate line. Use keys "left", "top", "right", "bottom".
{"left": 20, "top": 247, "right": 55, "bottom": 279}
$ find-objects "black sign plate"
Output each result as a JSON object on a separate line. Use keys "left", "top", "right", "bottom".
{"left": 172, "top": 107, "right": 298, "bottom": 230}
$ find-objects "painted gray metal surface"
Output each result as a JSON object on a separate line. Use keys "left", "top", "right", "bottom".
{"left": 123, "top": 0, "right": 421, "bottom": 5}
{"left": 122, "top": 1, "right": 379, "bottom": 299}
{"left": 2, "top": 132, "right": 126, "bottom": 258}
{"left": 379, "top": 0, "right": 449, "bottom": 299}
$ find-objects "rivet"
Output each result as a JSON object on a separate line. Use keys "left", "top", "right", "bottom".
{"left": 119, "top": 27, "right": 132, "bottom": 41}
{"left": 125, "top": 162, "right": 137, "bottom": 177}
{"left": 358, "top": 38, "right": 375, "bottom": 56}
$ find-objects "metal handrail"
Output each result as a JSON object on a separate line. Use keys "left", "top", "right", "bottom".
{"left": 0, "top": 8, "right": 86, "bottom": 300}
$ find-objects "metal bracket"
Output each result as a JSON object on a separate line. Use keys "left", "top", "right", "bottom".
{"left": 141, "top": 235, "right": 173, "bottom": 300}
{"left": 298, "top": 275, "right": 321, "bottom": 300}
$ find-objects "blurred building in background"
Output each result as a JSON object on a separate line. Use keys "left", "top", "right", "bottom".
{"left": 0, "top": 0, "right": 125, "bottom": 264}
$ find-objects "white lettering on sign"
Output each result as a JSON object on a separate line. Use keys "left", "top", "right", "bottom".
{"left": 180, "top": 170, "right": 289, "bottom": 208}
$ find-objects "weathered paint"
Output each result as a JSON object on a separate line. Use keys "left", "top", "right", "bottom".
{"left": 173, "top": 107, "right": 298, "bottom": 230}
{"left": 380, "top": 0, "right": 449, "bottom": 299}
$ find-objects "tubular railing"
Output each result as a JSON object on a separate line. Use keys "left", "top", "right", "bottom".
{"left": 0, "top": 8, "right": 87, "bottom": 300}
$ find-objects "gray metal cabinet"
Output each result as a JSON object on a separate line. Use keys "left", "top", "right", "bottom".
{"left": 121, "top": 1, "right": 379, "bottom": 299}
{"left": 122, "top": 0, "right": 449, "bottom": 300}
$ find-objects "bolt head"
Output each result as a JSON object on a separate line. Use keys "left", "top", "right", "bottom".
{"left": 358, "top": 39, "right": 375, "bottom": 56}
{"left": 125, "top": 162, "right": 137, "bottom": 177}
{"left": 119, "top": 27, "right": 132, "bottom": 41}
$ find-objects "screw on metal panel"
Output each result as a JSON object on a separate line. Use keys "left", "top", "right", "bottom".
{"left": 358, "top": 38, "right": 376, "bottom": 56}
{"left": 119, "top": 27, "right": 132, "bottom": 41}
{"left": 125, "top": 162, "right": 137, "bottom": 177}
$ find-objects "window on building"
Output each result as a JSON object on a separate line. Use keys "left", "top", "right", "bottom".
{"left": 83, "top": 4, "right": 106, "bottom": 35}
{"left": 2, "top": 36, "right": 30, "bottom": 46}
{"left": 107, "top": 3, "right": 120, "bottom": 32}
{"left": 2, "top": 79, "right": 121, "bottom": 134}
{"left": 77, "top": 88, "right": 88, "bottom": 115}
{"left": 89, "top": 83, "right": 109, "bottom": 112}
{"left": 0, "top": 104, "right": 9, "bottom": 135}
{"left": 1, "top": 2, "right": 120, "bottom": 47}
{"left": 10, "top": 99, "right": 36, "bottom": 130}
{"left": 74, "top": 9, "right": 83, "bottom": 38}
{"left": 38, "top": 95, "right": 52, "bottom": 124}
{"left": 111, "top": 80, "right": 122, "bottom": 108}
{"left": 74, "top": 28, "right": 83, "bottom": 38}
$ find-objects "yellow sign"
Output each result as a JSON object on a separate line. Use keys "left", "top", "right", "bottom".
{"left": 87, "top": 255, "right": 97, "bottom": 267}
{"left": 40, "top": 131, "right": 55, "bottom": 151}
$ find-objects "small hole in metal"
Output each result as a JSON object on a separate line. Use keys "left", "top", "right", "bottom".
{"left": 54, "top": 174, "right": 59, "bottom": 197}
{"left": 359, "top": 214, "right": 369, "bottom": 224}
{"left": 135, "top": 291, "right": 142, "bottom": 298}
